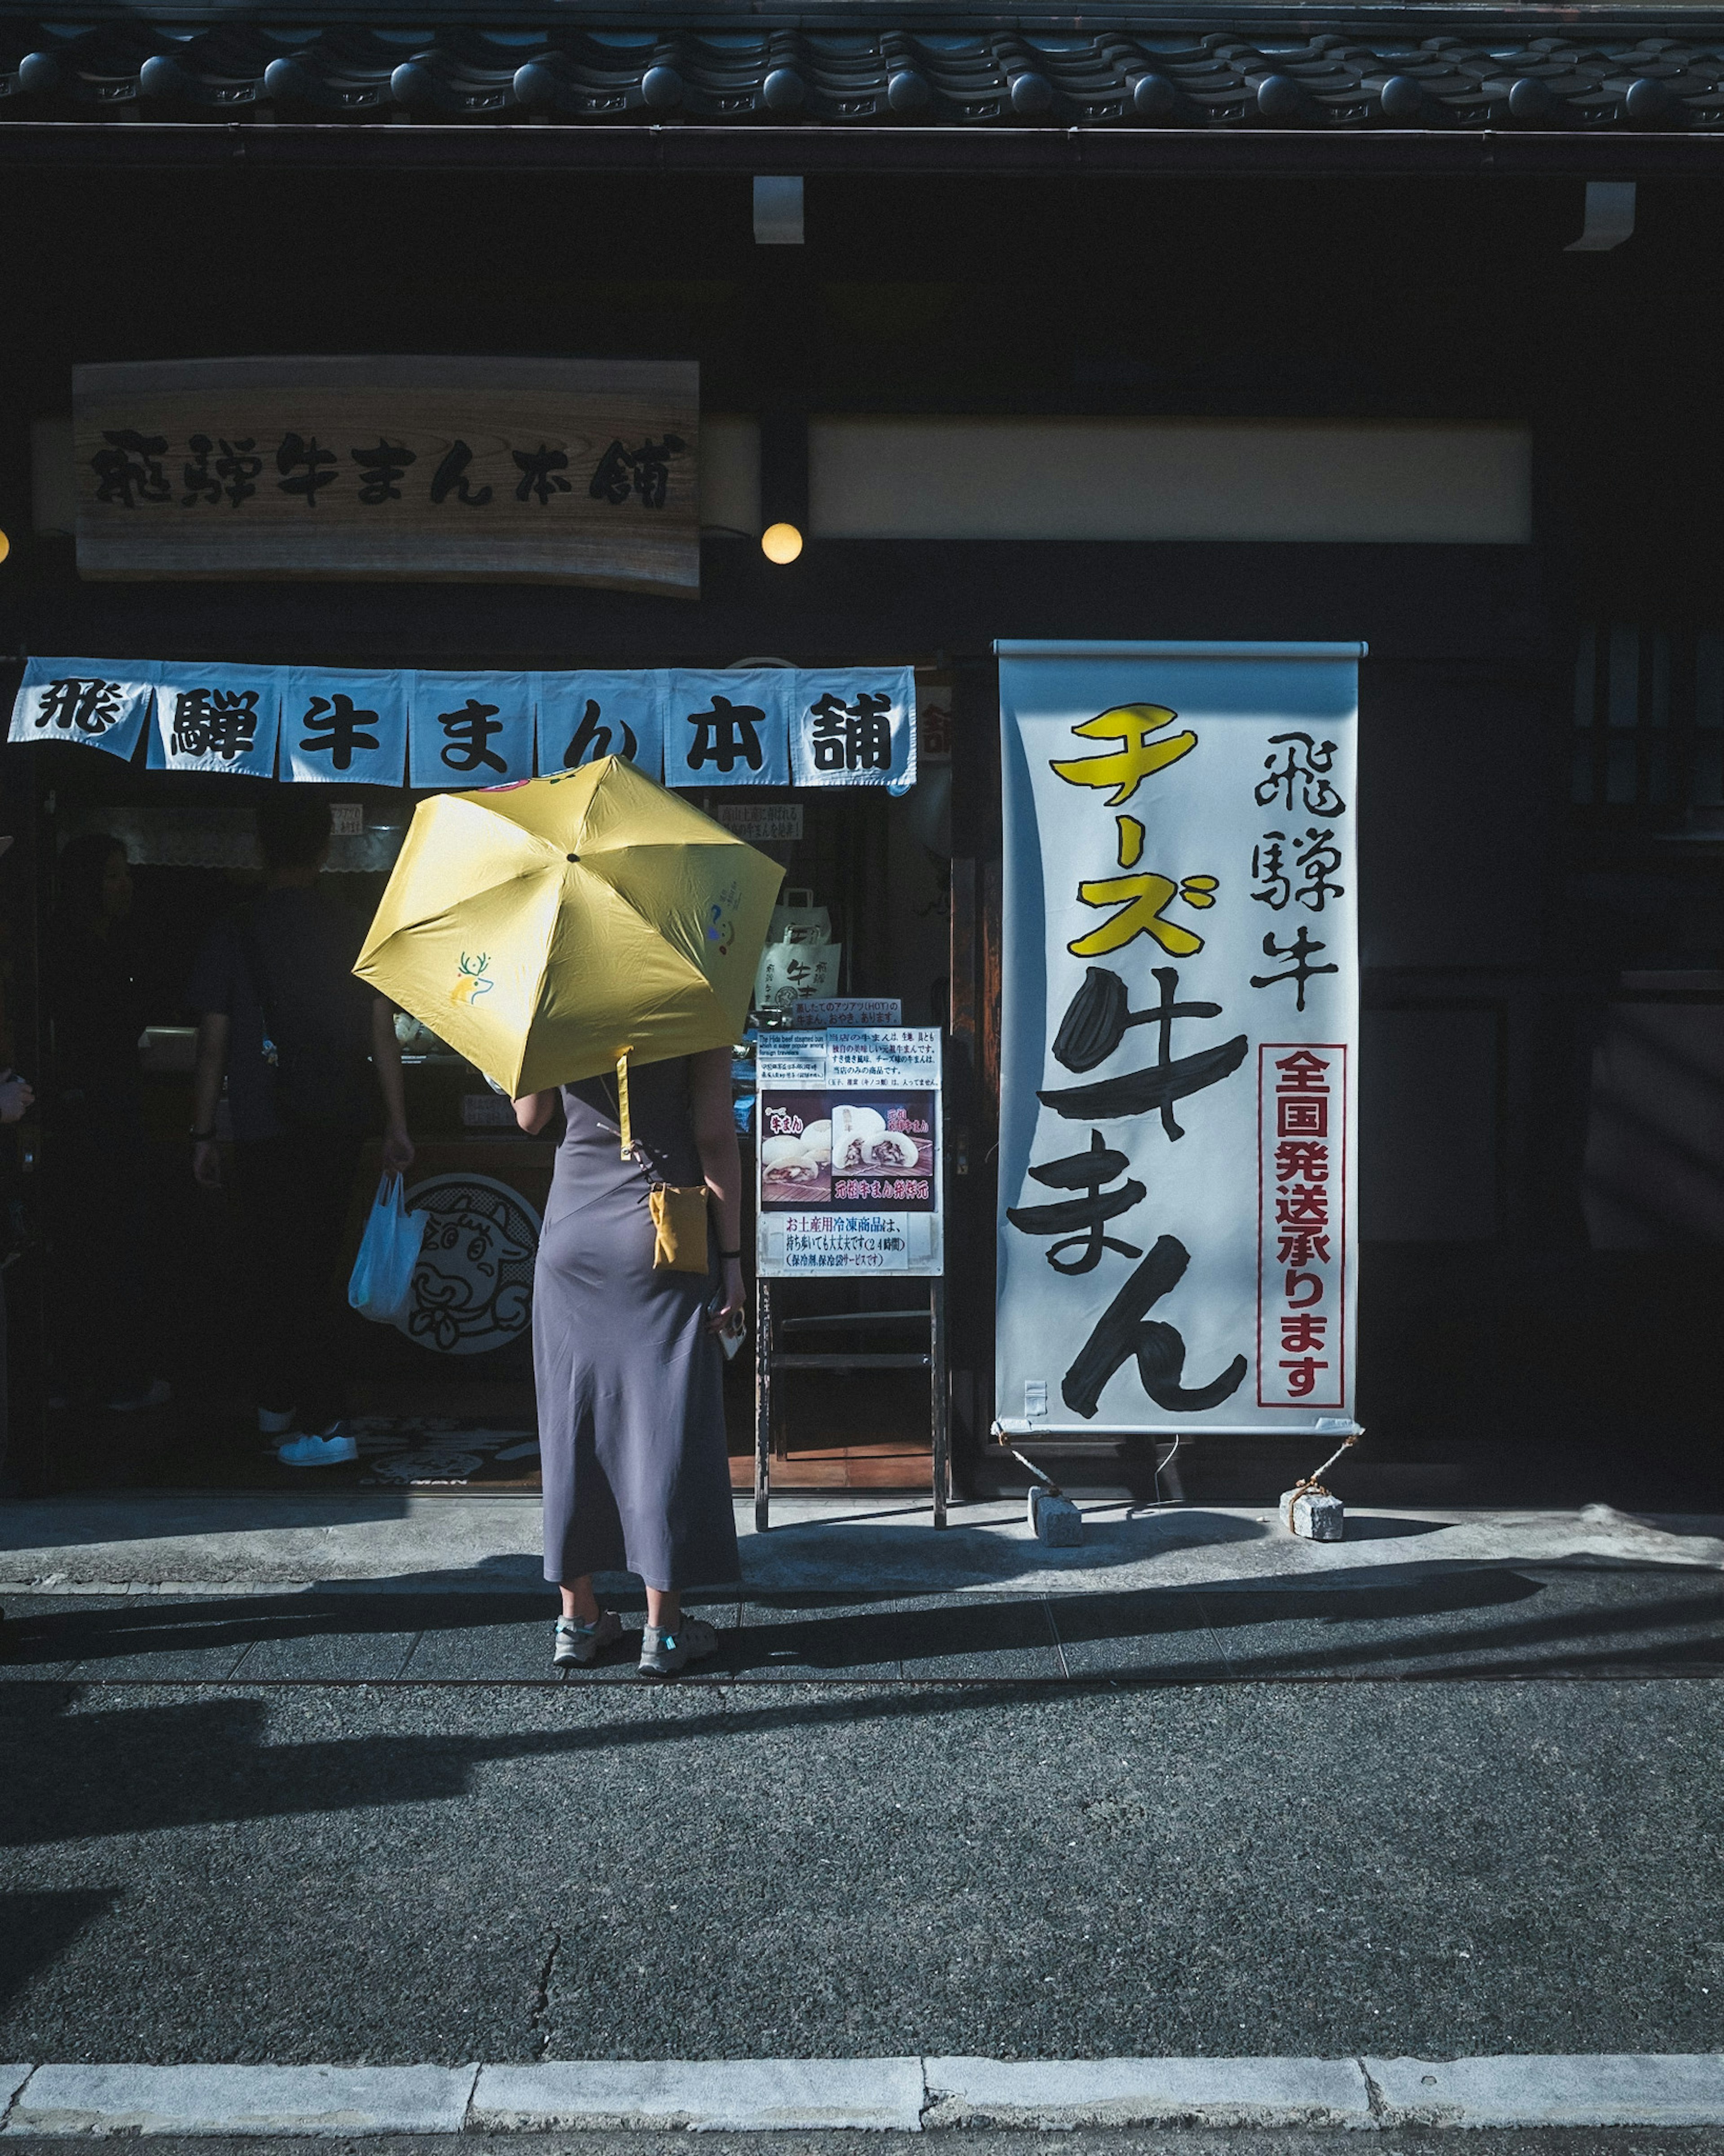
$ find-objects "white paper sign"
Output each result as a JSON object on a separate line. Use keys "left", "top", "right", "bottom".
{"left": 713, "top": 803, "right": 804, "bottom": 843}
{"left": 790, "top": 997, "right": 902, "bottom": 1029}
{"left": 790, "top": 666, "right": 917, "bottom": 795}
{"left": 826, "top": 1027, "right": 942, "bottom": 1089}
{"left": 767, "top": 1216, "right": 931, "bottom": 1259}
{"left": 283, "top": 667, "right": 407, "bottom": 786}
{"left": 663, "top": 669, "right": 790, "bottom": 788}
{"left": 9, "top": 657, "right": 155, "bottom": 763}
{"left": 410, "top": 671, "right": 534, "bottom": 789}
{"left": 537, "top": 670, "right": 665, "bottom": 779}
{"left": 996, "top": 640, "right": 1360, "bottom": 1440}
{"left": 151, "top": 663, "right": 281, "bottom": 777}
{"left": 756, "top": 1033, "right": 831, "bottom": 1085}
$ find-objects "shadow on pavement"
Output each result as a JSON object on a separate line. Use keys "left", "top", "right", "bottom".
{"left": 0, "top": 1887, "right": 121, "bottom": 2012}
{"left": 4, "top": 1560, "right": 1723, "bottom": 1687}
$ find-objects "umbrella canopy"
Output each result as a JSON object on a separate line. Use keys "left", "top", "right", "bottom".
{"left": 354, "top": 757, "right": 784, "bottom": 1098}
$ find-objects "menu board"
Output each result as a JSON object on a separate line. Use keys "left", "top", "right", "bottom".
{"left": 755, "top": 1028, "right": 943, "bottom": 1276}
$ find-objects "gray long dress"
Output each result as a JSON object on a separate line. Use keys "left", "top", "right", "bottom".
{"left": 535, "top": 1056, "right": 741, "bottom": 1591}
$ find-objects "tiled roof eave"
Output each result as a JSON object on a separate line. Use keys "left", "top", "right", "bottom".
{"left": 10, "top": 13, "right": 1724, "bottom": 135}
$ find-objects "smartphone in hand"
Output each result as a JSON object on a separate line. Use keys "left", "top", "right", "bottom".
{"left": 707, "top": 1287, "right": 746, "bottom": 1360}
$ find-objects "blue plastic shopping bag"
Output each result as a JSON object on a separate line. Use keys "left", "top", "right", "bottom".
{"left": 347, "top": 1174, "right": 427, "bottom": 1324}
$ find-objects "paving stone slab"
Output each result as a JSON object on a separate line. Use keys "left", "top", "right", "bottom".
{"left": 1046, "top": 1590, "right": 1231, "bottom": 1680}
{"left": 3, "top": 2065, "right": 477, "bottom": 2136}
{"left": 733, "top": 1596, "right": 1062, "bottom": 1680}
{"left": 734, "top": 1599, "right": 907, "bottom": 1680}
{"left": 226, "top": 1625, "right": 422, "bottom": 1680}
{"left": 1366, "top": 2053, "right": 1724, "bottom": 2125}
{"left": 397, "top": 1606, "right": 576, "bottom": 1680}
{"left": 471, "top": 2059, "right": 926, "bottom": 2131}
{"left": 1204, "top": 1570, "right": 1724, "bottom": 1680}
{"left": 921, "top": 2057, "right": 1371, "bottom": 2129}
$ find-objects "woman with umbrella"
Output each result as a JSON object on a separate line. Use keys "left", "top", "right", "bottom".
{"left": 515, "top": 1044, "right": 746, "bottom": 1675}
{"left": 353, "top": 758, "right": 781, "bottom": 1677}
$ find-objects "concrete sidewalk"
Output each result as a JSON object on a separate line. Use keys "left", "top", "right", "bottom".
{"left": 0, "top": 1489, "right": 1721, "bottom": 1596}
{"left": 3, "top": 1494, "right": 1723, "bottom": 1684}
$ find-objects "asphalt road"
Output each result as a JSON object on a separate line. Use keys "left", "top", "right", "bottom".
{"left": 4, "top": 1671, "right": 1724, "bottom": 2066}
{"left": 8, "top": 2138, "right": 1724, "bottom": 2156}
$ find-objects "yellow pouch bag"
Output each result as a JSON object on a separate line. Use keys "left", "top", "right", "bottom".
{"left": 649, "top": 1183, "right": 711, "bottom": 1274}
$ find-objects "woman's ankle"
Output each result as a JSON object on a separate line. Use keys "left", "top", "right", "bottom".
{"left": 560, "top": 1579, "right": 600, "bottom": 1625}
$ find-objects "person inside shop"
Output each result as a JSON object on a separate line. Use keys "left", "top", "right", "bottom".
{"left": 46, "top": 833, "right": 173, "bottom": 1416}
{"left": 515, "top": 1049, "right": 744, "bottom": 1677}
{"left": 0, "top": 1065, "right": 35, "bottom": 1513}
{"left": 187, "top": 792, "right": 414, "bottom": 1469}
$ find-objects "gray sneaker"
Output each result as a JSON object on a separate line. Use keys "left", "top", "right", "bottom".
{"left": 638, "top": 1615, "right": 720, "bottom": 1678}
{"left": 553, "top": 1611, "right": 623, "bottom": 1669}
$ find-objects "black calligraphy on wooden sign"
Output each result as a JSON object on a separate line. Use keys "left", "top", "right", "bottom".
{"left": 73, "top": 357, "right": 700, "bottom": 597}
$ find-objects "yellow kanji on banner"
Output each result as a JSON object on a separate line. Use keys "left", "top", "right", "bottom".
{"left": 1069, "top": 871, "right": 1219, "bottom": 959}
{"left": 1049, "top": 704, "right": 1198, "bottom": 807}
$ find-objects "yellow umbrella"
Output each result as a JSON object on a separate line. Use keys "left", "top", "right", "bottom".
{"left": 354, "top": 758, "right": 784, "bottom": 1124}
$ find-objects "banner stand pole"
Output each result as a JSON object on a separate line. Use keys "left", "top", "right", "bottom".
{"left": 931, "top": 1278, "right": 949, "bottom": 1529}
{"left": 754, "top": 1279, "right": 774, "bottom": 1533}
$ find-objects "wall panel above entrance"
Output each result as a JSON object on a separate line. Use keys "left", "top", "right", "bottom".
{"left": 812, "top": 419, "right": 1531, "bottom": 546}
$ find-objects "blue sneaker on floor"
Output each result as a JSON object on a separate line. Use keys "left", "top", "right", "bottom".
{"left": 278, "top": 1426, "right": 357, "bottom": 1468}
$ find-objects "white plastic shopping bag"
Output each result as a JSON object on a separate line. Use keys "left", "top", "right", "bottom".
{"left": 347, "top": 1174, "right": 427, "bottom": 1324}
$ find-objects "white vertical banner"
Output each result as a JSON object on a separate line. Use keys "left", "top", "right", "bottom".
{"left": 9, "top": 657, "right": 156, "bottom": 762}
{"left": 409, "top": 671, "right": 534, "bottom": 789}
{"left": 537, "top": 671, "right": 665, "bottom": 779}
{"left": 151, "top": 662, "right": 281, "bottom": 776}
{"left": 662, "top": 669, "right": 791, "bottom": 787}
{"left": 283, "top": 667, "right": 407, "bottom": 785}
{"left": 789, "top": 666, "right": 918, "bottom": 795}
{"left": 995, "top": 639, "right": 1361, "bottom": 1440}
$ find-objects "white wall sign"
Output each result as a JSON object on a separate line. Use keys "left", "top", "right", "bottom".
{"left": 996, "top": 639, "right": 1361, "bottom": 1438}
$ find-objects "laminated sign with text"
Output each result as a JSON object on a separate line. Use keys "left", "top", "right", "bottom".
{"left": 995, "top": 640, "right": 1360, "bottom": 1439}
{"left": 756, "top": 1028, "right": 943, "bottom": 1277}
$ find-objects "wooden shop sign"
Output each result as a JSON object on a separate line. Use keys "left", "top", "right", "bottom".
{"left": 72, "top": 356, "right": 700, "bottom": 598}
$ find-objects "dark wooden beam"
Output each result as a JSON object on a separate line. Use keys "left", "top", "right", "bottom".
{"left": 0, "top": 120, "right": 1721, "bottom": 177}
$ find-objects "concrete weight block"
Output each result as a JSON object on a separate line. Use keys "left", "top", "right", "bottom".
{"left": 1029, "top": 1487, "right": 1084, "bottom": 1547}
{"left": 1280, "top": 1488, "right": 1344, "bottom": 1540}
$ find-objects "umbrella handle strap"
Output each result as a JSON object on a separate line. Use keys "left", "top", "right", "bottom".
{"left": 617, "top": 1050, "right": 633, "bottom": 1159}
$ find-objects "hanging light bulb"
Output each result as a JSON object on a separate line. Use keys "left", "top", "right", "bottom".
{"left": 761, "top": 521, "right": 803, "bottom": 565}
{"left": 0, "top": 530, "right": 11, "bottom": 565}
